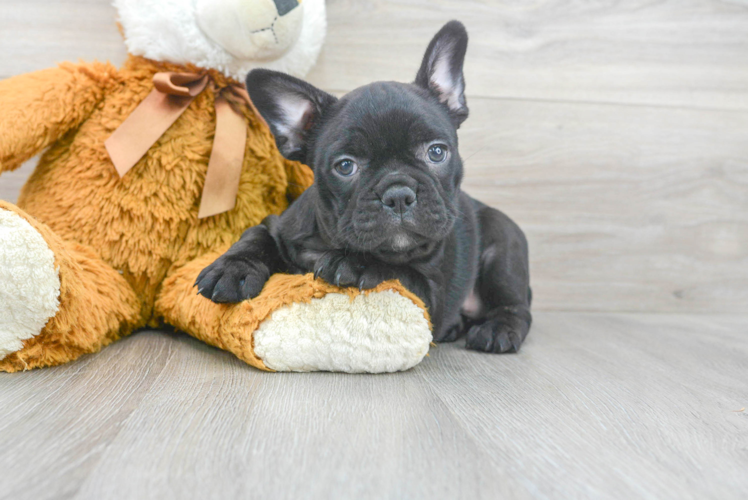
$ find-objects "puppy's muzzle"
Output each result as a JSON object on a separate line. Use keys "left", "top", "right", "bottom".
{"left": 376, "top": 175, "right": 418, "bottom": 216}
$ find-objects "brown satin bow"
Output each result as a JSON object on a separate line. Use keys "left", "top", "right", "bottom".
{"left": 105, "top": 71, "right": 254, "bottom": 218}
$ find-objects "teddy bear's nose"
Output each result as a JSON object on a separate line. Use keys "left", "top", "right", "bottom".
{"left": 273, "top": 0, "right": 299, "bottom": 16}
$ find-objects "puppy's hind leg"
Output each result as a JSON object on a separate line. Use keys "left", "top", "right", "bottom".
{"left": 465, "top": 202, "right": 532, "bottom": 353}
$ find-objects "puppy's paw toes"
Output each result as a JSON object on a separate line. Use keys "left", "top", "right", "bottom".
{"left": 433, "top": 320, "right": 466, "bottom": 343}
{"left": 314, "top": 253, "right": 366, "bottom": 288}
{"left": 356, "top": 264, "right": 391, "bottom": 291}
{"left": 195, "top": 259, "right": 268, "bottom": 303}
{"left": 465, "top": 314, "right": 528, "bottom": 353}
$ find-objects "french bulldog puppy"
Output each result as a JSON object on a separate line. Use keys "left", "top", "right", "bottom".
{"left": 196, "top": 21, "right": 532, "bottom": 352}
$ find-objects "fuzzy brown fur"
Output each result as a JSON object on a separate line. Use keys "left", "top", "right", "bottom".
{"left": 0, "top": 56, "right": 424, "bottom": 372}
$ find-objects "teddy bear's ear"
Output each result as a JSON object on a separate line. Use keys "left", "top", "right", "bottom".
{"left": 246, "top": 69, "right": 337, "bottom": 162}
{"left": 414, "top": 20, "right": 469, "bottom": 128}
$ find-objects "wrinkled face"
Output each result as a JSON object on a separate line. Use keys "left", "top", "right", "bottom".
{"left": 310, "top": 83, "right": 462, "bottom": 262}
{"left": 246, "top": 21, "right": 470, "bottom": 262}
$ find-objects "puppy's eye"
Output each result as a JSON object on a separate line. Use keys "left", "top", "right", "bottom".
{"left": 334, "top": 159, "right": 358, "bottom": 177}
{"left": 427, "top": 144, "right": 448, "bottom": 163}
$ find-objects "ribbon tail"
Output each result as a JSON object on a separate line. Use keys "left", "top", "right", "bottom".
{"left": 105, "top": 89, "right": 196, "bottom": 177}
{"left": 198, "top": 96, "right": 247, "bottom": 218}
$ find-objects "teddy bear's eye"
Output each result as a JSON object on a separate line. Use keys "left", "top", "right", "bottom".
{"left": 334, "top": 159, "right": 358, "bottom": 177}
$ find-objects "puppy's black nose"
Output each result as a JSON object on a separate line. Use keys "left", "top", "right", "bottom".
{"left": 381, "top": 185, "right": 417, "bottom": 214}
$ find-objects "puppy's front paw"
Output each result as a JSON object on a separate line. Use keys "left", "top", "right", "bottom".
{"left": 465, "top": 309, "right": 530, "bottom": 353}
{"left": 356, "top": 264, "right": 393, "bottom": 290}
{"left": 314, "top": 253, "right": 391, "bottom": 290}
{"left": 433, "top": 317, "right": 467, "bottom": 343}
{"left": 195, "top": 257, "right": 269, "bottom": 303}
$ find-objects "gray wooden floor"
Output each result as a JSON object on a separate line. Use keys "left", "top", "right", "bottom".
{"left": 1, "top": 313, "right": 747, "bottom": 499}
{"left": 1, "top": 0, "right": 748, "bottom": 498}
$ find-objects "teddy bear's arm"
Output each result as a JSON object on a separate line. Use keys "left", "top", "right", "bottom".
{"left": 155, "top": 249, "right": 433, "bottom": 373}
{"left": 0, "top": 61, "right": 119, "bottom": 174}
{"left": 154, "top": 250, "right": 272, "bottom": 371}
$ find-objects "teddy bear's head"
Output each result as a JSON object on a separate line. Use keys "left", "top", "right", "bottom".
{"left": 115, "top": 0, "right": 326, "bottom": 80}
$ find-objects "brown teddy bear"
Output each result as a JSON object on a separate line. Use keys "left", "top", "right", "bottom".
{"left": 0, "top": 0, "right": 431, "bottom": 374}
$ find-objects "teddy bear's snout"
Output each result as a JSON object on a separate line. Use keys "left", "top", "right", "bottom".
{"left": 196, "top": 0, "right": 304, "bottom": 61}
{"left": 250, "top": 29, "right": 278, "bottom": 50}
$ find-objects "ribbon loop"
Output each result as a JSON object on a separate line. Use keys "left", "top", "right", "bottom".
{"left": 152, "top": 72, "right": 209, "bottom": 97}
{"left": 105, "top": 71, "right": 253, "bottom": 219}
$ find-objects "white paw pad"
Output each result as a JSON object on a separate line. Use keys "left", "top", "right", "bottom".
{"left": 0, "top": 209, "right": 60, "bottom": 359}
{"left": 254, "top": 290, "right": 432, "bottom": 373}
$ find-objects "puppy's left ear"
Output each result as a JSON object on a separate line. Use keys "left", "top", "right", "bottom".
{"left": 246, "top": 69, "right": 337, "bottom": 162}
{"left": 415, "top": 20, "right": 469, "bottom": 127}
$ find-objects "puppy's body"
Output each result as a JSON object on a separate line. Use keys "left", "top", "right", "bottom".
{"left": 197, "top": 22, "right": 532, "bottom": 352}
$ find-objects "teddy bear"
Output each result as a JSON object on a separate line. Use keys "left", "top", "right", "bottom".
{"left": 0, "top": 0, "right": 432, "bottom": 374}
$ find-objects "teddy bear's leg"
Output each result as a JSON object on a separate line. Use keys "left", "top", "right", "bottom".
{"left": 0, "top": 201, "right": 143, "bottom": 372}
{"left": 155, "top": 251, "right": 270, "bottom": 370}
{"left": 155, "top": 252, "right": 433, "bottom": 373}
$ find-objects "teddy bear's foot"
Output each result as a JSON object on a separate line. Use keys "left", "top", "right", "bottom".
{"left": 252, "top": 290, "right": 432, "bottom": 373}
{"left": 0, "top": 207, "right": 60, "bottom": 360}
{"left": 0, "top": 201, "right": 143, "bottom": 372}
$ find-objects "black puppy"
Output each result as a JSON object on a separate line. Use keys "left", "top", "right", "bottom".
{"left": 196, "top": 21, "right": 532, "bottom": 353}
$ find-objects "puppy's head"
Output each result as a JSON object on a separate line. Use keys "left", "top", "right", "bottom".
{"left": 247, "top": 21, "right": 469, "bottom": 263}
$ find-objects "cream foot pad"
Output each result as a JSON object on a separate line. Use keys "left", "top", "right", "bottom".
{"left": 0, "top": 208, "right": 60, "bottom": 359}
{"left": 254, "top": 289, "right": 432, "bottom": 373}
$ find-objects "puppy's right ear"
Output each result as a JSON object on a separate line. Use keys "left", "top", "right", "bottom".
{"left": 415, "top": 20, "right": 469, "bottom": 127}
{"left": 246, "top": 69, "right": 337, "bottom": 162}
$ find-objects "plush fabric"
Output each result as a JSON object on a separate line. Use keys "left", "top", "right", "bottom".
{"left": 0, "top": 207, "right": 60, "bottom": 360}
{"left": 156, "top": 255, "right": 432, "bottom": 372}
{"left": 0, "top": 201, "right": 142, "bottom": 372}
{"left": 0, "top": 1, "right": 432, "bottom": 373}
{"left": 116, "top": 0, "right": 326, "bottom": 80}
{"left": 253, "top": 290, "right": 432, "bottom": 373}
{"left": 11, "top": 57, "right": 298, "bottom": 315}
